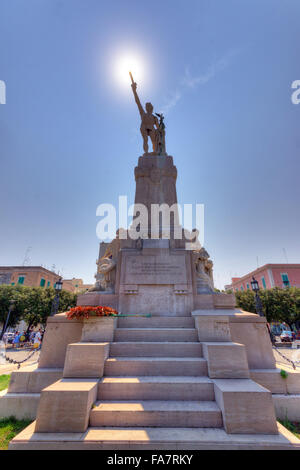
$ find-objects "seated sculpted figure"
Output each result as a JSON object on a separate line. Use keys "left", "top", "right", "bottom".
{"left": 194, "top": 248, "right": 215, "bottom": 294}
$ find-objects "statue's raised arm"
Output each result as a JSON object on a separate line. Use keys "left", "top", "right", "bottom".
{"left": 130, "top": 72, "right": 144, "bottom": 118}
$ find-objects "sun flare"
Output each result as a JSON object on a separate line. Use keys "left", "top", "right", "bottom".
{"left": 114, "top": 54, "right": 145, "bottom": 89}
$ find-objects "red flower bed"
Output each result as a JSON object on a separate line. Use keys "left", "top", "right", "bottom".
{"left": 66, "top": 305, "right": 118, "bottom": 320}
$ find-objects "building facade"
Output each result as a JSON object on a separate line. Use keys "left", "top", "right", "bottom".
{"left": 0, "top": 267, "right": 93, "bottom": 293}
{"left": 62, "top": 278, "right": 93, "bottom": 293}
{"left": 226, "top": 264, "right": 300, "bottom": 292}
{"left": 0, "top": 266, "right": 61, "bottom": 289}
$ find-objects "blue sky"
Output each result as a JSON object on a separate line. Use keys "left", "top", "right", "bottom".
{"left": 0, "top": 0, "right": 299, "bottom": 289}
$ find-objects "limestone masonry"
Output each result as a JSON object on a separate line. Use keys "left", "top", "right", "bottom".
{"left": 3, "top": 84, "right": 300, "bottom": 449}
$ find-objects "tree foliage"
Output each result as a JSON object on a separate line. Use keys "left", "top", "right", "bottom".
{"left": 0, "top": 285, "right": 77, "bottom": 332}
{"left": 235, "top": 287, "right": 300, "bottom": 327}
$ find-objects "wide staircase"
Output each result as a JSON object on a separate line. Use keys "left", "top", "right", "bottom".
{"left": 9, "top": 313, "right": 299, "bottom": 449}
{"left": 89, "top": 315, "right": 223, "bottom": 431}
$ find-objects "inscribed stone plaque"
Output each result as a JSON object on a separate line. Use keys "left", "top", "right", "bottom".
{"left": 124, "top": 255, "right": 187, "bottom": 285}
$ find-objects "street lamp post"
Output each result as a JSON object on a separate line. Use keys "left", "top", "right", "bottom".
{"left": 250, "top": 277, "right": 264, "bottom": 317}
{"left": 0, "top": 299, "right": 15, "bottom": 341}
{"left": 50, "top": 278, "right": 63, "bottom": 317}
{"left": 251, "top": 276, "right": 275, "bottom": 345}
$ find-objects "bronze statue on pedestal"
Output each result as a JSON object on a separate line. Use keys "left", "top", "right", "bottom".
{"left": 130, "top": 72, "right": 166, "bottom": 156}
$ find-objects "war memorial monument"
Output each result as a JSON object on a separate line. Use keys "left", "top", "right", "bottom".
{"left": 2, "top": 76, "right": 300, "bottom": 450}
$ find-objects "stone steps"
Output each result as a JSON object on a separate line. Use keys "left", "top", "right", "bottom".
{"left": 104, "top": 357, "right": 208, "bottom": 376}
{"left": 117, "top": 317, "right": 195, "bottom": 329}
{"left": 89, "top": 400, "right": 222, "bottom": 428}
{"left": 109, "top": 341, "right": 202, "bottom": 357}
{"left": 10, "top": 422, "right": 300, "bottom": 450}
{"left": 114, "top": 328, "right": 198, "bottom": 342}
{"left": 97, "top": 376, "right": 214, "bottom": 401}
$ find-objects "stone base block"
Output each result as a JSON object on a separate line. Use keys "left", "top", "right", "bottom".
{"left": 251, "top": 368, "right": 300, "bottom": 394}
{"left": 230, "top": 314, "right": 276, "bottom": 369}
{"left": 192, "top": 310, "right": 238, "bottom": 342}
{"left": 0, "top": 390, "right": 39, "bottom": 420}
{"left": 77, "top": 293, "right": 118, "bottom": 309}
{"left": 213, "top": 293, "right": 236, "bottom": 309}
{"left": 35, "top": 378, "right": 98, "bottom": 433}
{"left": 213, "top": 378, "right": 278, "bottom": 434}
{"left": 273, "top": 394, "right": 300, "bottom": 421}
{"left": 193, "top": 295, "right": 214, "bottom": 310}
{"left": 202, "top": 342, "right": 250, "bottom": 379}
{"left": 81, "top": 317, "right": 117, "bottom": 342}
{"left": 38, "top": 313, "right": 83, "bottom": 368}
{"left": 193, "top": 294, "right": 236, "bottom": 310}
{"left": 119, "top": 286, "right": 193, "bottom": 316}
{"left": 63, "top": 342, "right": 109, "bottom": 378}
{"left": 8, "top": 366, "right": 63, "bottom": 393}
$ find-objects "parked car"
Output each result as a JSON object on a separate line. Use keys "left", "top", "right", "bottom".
{"left": 3, "top": 332, "right": 14, "bottom": 344}
{"left": 280, "top": 331, "right": 293, "bottom": 342}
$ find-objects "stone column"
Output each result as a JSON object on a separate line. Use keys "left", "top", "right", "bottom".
{"left": 133, "top": 155, "right": 180, "bottom": 238}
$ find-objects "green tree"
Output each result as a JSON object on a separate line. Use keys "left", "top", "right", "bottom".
{"left": 21, "top": 287, "right": 77, "bottom": 331}
{"left": 0, "top": 285, "right": 77, "bottom": 334}
{"left": 260, "top": 288, "right": 299, "bottom": 327}
{"left": 235, "top": 287, "right": 300, "bottom": 327}
{"left": 235, "top": 290, "right": 256, "bottom": 313}
{"left": 0, "top": 285, "right": 28, "bottom": 334}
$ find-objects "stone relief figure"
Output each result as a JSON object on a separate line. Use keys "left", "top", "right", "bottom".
{"left": 96, "top": 254, "right": 117, "bottom": 292}
{"left": 130, "top": 72, "right": 159, "bottom": 155}
{"left": 194, "top": 247, "right": 215, "bottom": 294}
{"left": 90, "top": 233, "right": 121, "bottom": 293}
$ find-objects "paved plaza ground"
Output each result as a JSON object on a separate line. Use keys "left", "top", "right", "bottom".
{"left": 0, "top": 348, "right": 40, "bottom": 375}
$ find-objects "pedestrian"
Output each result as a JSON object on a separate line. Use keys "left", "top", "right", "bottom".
{"left": 19, "top": 332, "right": 25, "bottom": 345}
{"left": 29, "top": 331, "right": 35, "bottom": 343}
{"left": 33, "top": 330, "right": 41, "bottom": 349}
{"left": 13, "top": 331, "right": 20, "bottom": 349}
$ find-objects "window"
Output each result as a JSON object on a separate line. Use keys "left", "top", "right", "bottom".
{"left": 47, "top": 281, "right": 50, "bottom": 288}
{"left": 40, "top": 278, "right": 46, "bottom": 287}
{"left": 281, "top": 273, "right": 290, "bottom": 287}
{"left": 246, "top": 283, "right": 250, "bottom": 290}
{"left": 261, "top": 276, "right": 266, "bottom": 289}
{"left": 18, "top": 276, "right": 25, "bottom": 285}
{"left": 235, "top": 288, "right": 239, "bottom": 292}
{"left": 11, "top": 282, "right": 15, "bottom": 286}
{"left": 240, "top": 285, "right": 244, "bottom": 291}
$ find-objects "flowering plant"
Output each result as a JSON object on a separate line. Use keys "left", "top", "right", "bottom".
{"left": 66, "top": 305, "right": 118, "bottom": 320}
